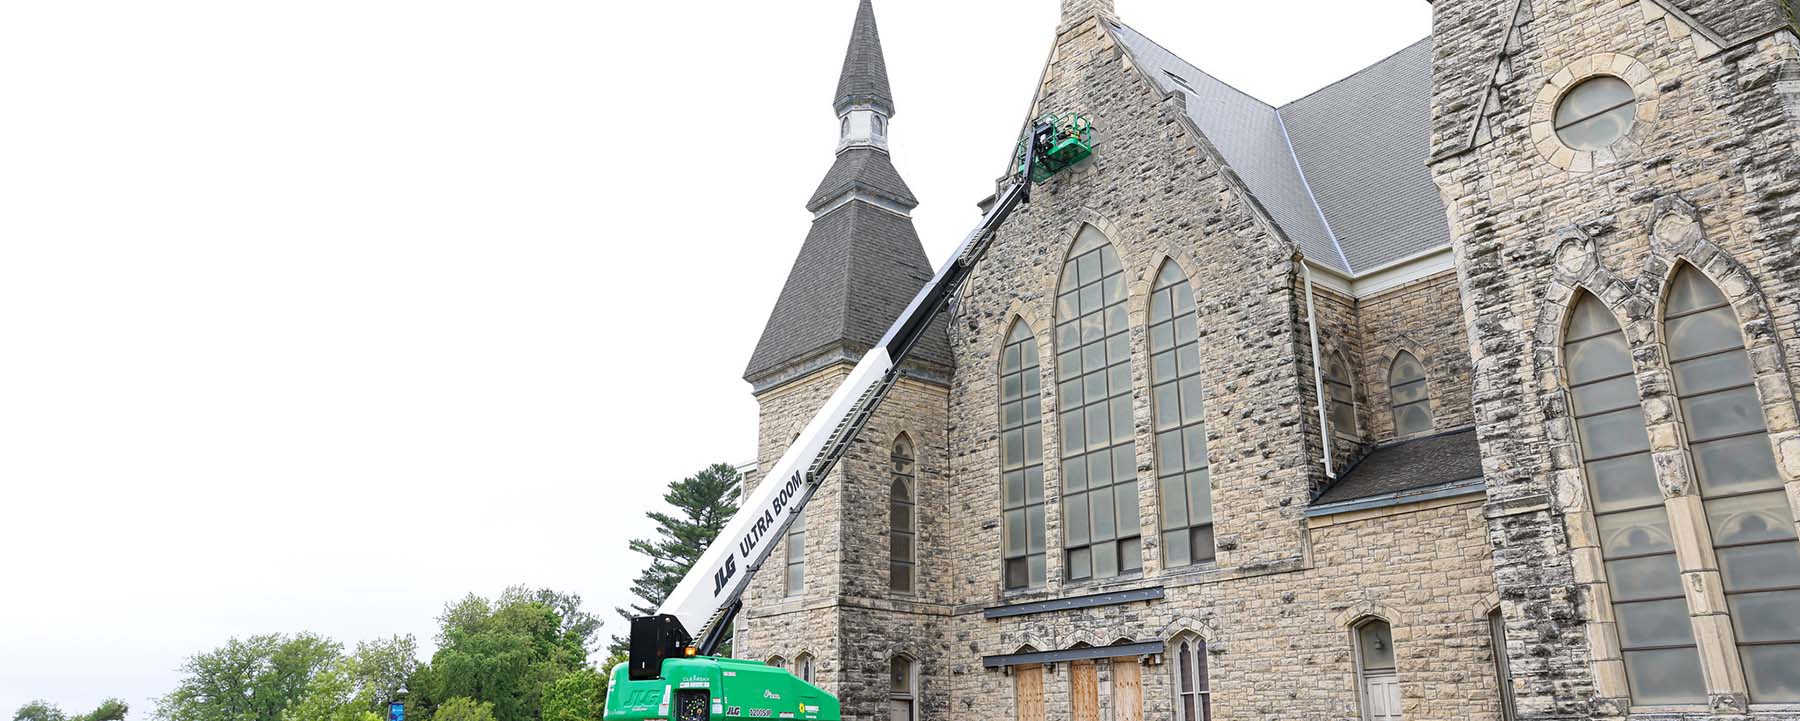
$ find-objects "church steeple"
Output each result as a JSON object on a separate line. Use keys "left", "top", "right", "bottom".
{"left": 744, "top": 0, "right": 948, "bottom": 389}
{"left": 834, "top": 0, "right": 894, "bottom": 152}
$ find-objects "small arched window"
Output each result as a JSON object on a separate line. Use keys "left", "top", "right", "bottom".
{"left": 1000, "top": 320, "right": 1047, "bottom": 590}
{"left": 841, "top": 116, "right": 850, "bottom": 139}
{"left": 1566, "top": 291, "right": 1703, "bottom": 704}
{"left": 873, "top": 114, "right": 886, "bottom": 137}
{"left": 1056, "top": 226, "right": 1140, "bottom": 581}
{"left": 1324, "top": 350, "right": 1358, "bottom": 441}
{"left": 1665, "top": 265, "right": 1800, "bottom": 701}
{"left": 1170, "top": 634, "right": 1211, "bottom": 721}
{"left": 888, "top": 655, "right": 917, "bottom": 721}
{"left": 1150, "top": 260, "right": 1213, "bottom": 568}
{"left": 1388, "top": 351, "right": 1434, "bottom": 437}
{"left": 891, "top": 434, "right": 917, "bottom": 594}
{"left": 795, "top": 653, "right": 815, "bottom": 684}
{"left": 768, "top": 655, "right": 787, "bottom": 671}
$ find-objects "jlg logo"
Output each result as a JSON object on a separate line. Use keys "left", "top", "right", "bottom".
{"left": 711, "top": 556, "right": 738, "bottom": 595}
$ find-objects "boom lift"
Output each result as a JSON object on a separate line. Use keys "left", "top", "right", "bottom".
{"left": 605, "top": 114, "right": 1094, "bottom": 721}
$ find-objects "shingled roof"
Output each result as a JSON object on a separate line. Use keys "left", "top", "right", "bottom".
{"left": 1108, "top": 25, "right": 1451, "bottom": 275}
{"left": 1314, "top": 428, "right": 1484, "bottom": 506}
{"left": 834, "top": 0, "right": 894, "bottom": 116}
{"left": 745, "top": 0, "right": 949, "bottom": 387}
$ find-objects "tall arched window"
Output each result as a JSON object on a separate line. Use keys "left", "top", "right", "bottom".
{"left": 1354, "top": 619, "right": 1401, "bottom": 721}
{"left": 1566, "top": 291, "right": 1704, "bottom": 704}
{"left": 1000, "top": 321, "right": 1047, "bottom": 590}
{"left": 1325, "top": 350, "right": 1358, "bottom": 441}
{"left": 795, "top": 653, "right": 815, "bottom": 684}
{"left": 1665, "top": 265, "right": 1800, "bottom": 701}
{"left": 1055, "top": 226, "right": 1139, "bottom": 581}
{"left": 1150, "top": 261, "right": 1213, "bottom": 568}
{"left": 785, "top": 510, "right": 806, "bottom": 598}
{"left": 1170, "top": 634, "right": 1211, "bottom": 721}
{"left": 891, "top": 434, "right": 917, "bottom": 594}
{"left": 1388, "top": 351, "right": 1434, "bottom": 437}
{"left": 888, "top": 655, "right": 917, "bottom": 721}
{"left": 1489, "top": 609, "right": 1517, "bottom": 721}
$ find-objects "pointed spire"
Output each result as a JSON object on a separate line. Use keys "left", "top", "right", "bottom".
{"left": 834, "top": 0, "right": 895, "bottom": 117}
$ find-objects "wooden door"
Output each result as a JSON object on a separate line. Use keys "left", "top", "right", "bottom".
{"left": 1111, "top": 658, "right": 1143, "bottom": 721}
{"left": 1015, "top": 665, "right": 1044, "bottom": 721}
{"left": 1363, "top": 673, "right": 1402, "bottom": 721}
{"left": 1071, "top": 660, "right": 1099, "bottom": 721}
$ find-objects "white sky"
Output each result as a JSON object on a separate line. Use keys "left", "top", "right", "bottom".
{"left": 0, "top": 1, "right": 1427, "bottom": 715}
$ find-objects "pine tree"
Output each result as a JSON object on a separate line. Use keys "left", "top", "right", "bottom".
{"left": 609, "top": 463, "right": 743, "bottom": 655}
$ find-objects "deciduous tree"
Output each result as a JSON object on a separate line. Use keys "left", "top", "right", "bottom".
{"left": 154, "top": 633, "right": 341, "bottom": 721}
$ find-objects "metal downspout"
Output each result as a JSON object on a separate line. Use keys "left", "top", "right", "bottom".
{"left": 1302, "top": 260, "right": 1336, "bottom": 480}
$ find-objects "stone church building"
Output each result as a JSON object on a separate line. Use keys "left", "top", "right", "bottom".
{"left": 734, "top": 0, "right": 1800, "bottom": 719}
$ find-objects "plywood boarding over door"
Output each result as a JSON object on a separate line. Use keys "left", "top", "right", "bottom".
{"left": 1112, "top": 658, "right": 1142, "bottom": 721}
{"left": 1072, "top": 660, "right": 1099, "bottom": 721}
{"left": 1016, "top": 665, "right": 1044, "bottom": 721}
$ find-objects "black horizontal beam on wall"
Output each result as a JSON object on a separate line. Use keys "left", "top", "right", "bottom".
{"left": 983, "top": 641, "right": 1166, "bottom": 669}
{"left": 983, "top": 586, "right": 1164, "bottom": 620}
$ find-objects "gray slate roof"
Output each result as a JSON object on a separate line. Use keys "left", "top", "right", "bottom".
{"left": 807, "top": 148, "right": 918, "bottom": 213}
{"left": 1313, "top": 428, "right": 1483, "bottom": 505}
{"left": 834, "top": 0, "right": 895, "bottom": 116}
{"left": 1109, "top": 25, "right": 1450, "bottom": 275}
{"left": 743, "top": 202, "right": 951, "bottom": 382}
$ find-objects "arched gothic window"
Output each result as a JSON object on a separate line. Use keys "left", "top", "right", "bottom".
{"left": 1665, "top": 265, "right": 1800, "bottom": 701}
{"left": 1565, "top": 291, "right": 1704, "bottom": 704}
{"left": 1170, "top": 634, "right": 1211, "bottom": 721}
{"left": 1388, "top": 351, "right": 1434, "bottom": 437}
{"left": 1150, "top": 261, "right": 1213, "bottom": 568}
{"left": 1000, "top": 320, "right": 1047, "bottom": 589}
{"left": 891, "top": 434, "right": 917, "bottom": 594}
{"left": 768, "top": 655, "right": 788, "bottom": 671}
{"left": 1055, "top": 226, "right": 1140, "bottom": 581}
{"left": 795, "top": 653, "right": 815, "bottom": 684}
{"left": 1324, "top": 350, "right": 1358, "bottom": 441}
{"left": 888, "top": 655, "right": 917, "bottom": 721}
{"left": 1488, "top": 609, "right": 1517, "bottom": 721}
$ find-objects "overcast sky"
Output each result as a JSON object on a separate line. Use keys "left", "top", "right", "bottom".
{"left": 0, "top": 1, "right": 1429, "bottom": 715}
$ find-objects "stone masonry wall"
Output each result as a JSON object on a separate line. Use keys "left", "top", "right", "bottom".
{"left": 1430, "top": 0, "right": 1800, "bottom": 717}
{"left": 1356, "top": 271, "right": 1478, "bottom": 444}
{"left": 741, "top": 362, "right": 954, "bottom": 721}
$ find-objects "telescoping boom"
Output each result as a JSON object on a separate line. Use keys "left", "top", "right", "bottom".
{"left": 608, "top": 114, "right": 1095, "bottom": 721}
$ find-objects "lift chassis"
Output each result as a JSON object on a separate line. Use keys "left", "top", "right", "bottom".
{"left": 606, "top": 116, "right": 1090, "bottom": 721}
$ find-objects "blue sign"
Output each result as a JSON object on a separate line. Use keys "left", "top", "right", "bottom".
{"left": 388, "top": 702, "right": 404, "bottom": 721}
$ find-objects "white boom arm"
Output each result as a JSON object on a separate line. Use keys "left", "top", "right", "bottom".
{"left": 644, "top": 120, "right": 1052, "bottom": 661}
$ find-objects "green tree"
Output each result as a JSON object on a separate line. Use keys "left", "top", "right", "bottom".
{"left": 282, "top": 658, "right": 381, "bottom": 721}
{"left": 422, "top": 591, "right": 595, "bottom": 721}
{"left": 497, "top": 587, "right": 602, "bottom": 656}
{"left": 13, "top": 701, "right": 66, "bottom": 721}
{"left": 428, "top": 699, "right": 495, "bottom": 721}
{"left": 610, "top": 462, "right": 742, "bottom": 654}
{"left": 539, "top": 669, "right": 604, "bottom": 721}
{"left": 154, "top": 632, "right": 342, "bottom": 721}
{"left": 75, "top": 700, "right": 129, "bottom": 721}
{"left": 14, "top": 698, "right": 129, "bottom": 721}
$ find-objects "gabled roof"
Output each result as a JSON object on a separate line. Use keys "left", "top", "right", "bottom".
{"left": 1108, "top": 24, "right": 1450, "bottom": 276}
{"left": 743, "top": 202, "right": 950, "bottom": 384}
{"left": 834, "top": 0, "right": 895, "bottom": 116}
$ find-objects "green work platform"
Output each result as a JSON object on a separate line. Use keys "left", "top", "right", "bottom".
{"left": 1017, "top": 113, "right": 1094, "bottom": 183}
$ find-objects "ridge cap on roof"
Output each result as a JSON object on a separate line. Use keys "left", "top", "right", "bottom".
{"left": 1277, "top": 36, "right": 1433, "bottom": 112}
{"left": 1109, "top": 20, "right": 1276, "bottom": 111}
